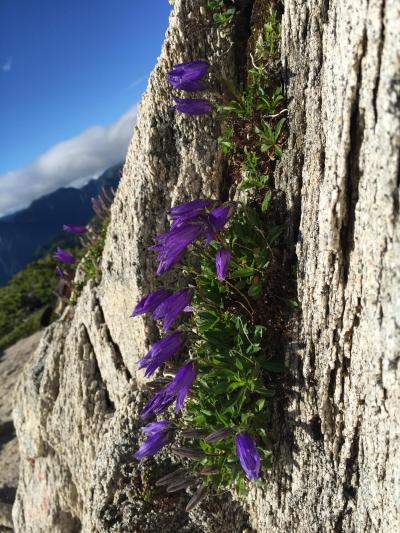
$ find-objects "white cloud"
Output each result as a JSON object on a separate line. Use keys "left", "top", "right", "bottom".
{"left": 0, "top": 106, "right": 137, "bottom": 216}
{"left": 2, "top": 57, "right": 12, "bottom": 72}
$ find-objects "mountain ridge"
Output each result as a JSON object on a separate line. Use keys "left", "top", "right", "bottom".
{"left": 0, "top": 163, "right": 122, "bottom": 286}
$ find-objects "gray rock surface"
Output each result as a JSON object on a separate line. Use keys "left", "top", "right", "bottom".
{"left": 244, "top": 1, "right": 400, "bottom": 532}
{"left": 13, "top": 0, "right": 400, "bottom": 532}
{"left": 0, "top": 332, "right": 42, "bottom": 532}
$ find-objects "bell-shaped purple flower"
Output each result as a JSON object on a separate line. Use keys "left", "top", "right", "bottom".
{"left": 172, "top": 97, "right": 213, "bottom": 116}
{"left": 236, "top": 433, "right": 261, "bottom": 481}
{"left": 152, "top": 224, "right": 202, "bottom": 274}
{"left": 168, "top": 61, "right": 209, "bottom": 92}
{"left": 142, "top": 420, "right": 171, "bottom": 436}
{"left": 206, "top": 203, "right": 236, "bottom": 243}
{"left": 141, "top": 362, "right": 197, "bottom": 419}
{"left": 168, "top": 199, "right": 213, "bottom": 218}
{"left": 131, "top": 289, "right": 171, "bottom": 317}
{"left": 63, "top": 224, "right": 87, "bottom": 234}
{"left": 138, "top": 331, "right": 186, "bottom": 377}
{"left": 168, "top": 199, "right": 214, "bottom": 229}
{"left": 216, "top": 248, "right": 232, "bottom": 281}
{"left": 134, "top": 420, "right": 172, "bottom": 460}
{"left": 153, "top": 288, "right": 193, "bottom": 331}
{"left": 53, "top": 247, "right": 75, "bottom": 265}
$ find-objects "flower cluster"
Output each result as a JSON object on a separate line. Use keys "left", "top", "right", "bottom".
{"left": 168, "top": 60, "right": 213, "bottom": 115}
{"left": 131, "top": 196, "right": 262, "bottom": 493}
{"left": 130, "top": 197, "right": 234, "bottom": 384}
{"left": 130, "top": 59, "right": 267, "bottom": 508}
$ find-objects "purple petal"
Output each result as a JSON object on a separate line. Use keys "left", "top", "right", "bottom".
{"left": 140, "top": 362, "right": 196, "bottom": 419}
{"left": 168, "top": 199, "right": 213, "bottom": 217}
{"left": 140, "top": 389, "right": 175, "bottom": 419}
{"left": 142, "top": 420, "right": 171, "bottom": 436}
{"left": 131, "top": 289, "right": 171, "bottom": 317}
{"left": 172, "top": 97, "right": 213, "bottom": 116}
{"left": 168, "top": 61, "right": 209, "bottom": 91}
{"left": 153, "top": 288, "right": 192, "bottom": 331}
{"left": 53, "top": 247, "right": 75, "bottom": 265}
{"left": 138, "top": 331, "right": 186, "bottom": 377}
{"left": 152, "top": 224, "right": 202, "bottom": 274}
{"left": 236, "top": 433, "right": 261, "bottom": 481}
{"left": 168, "top": 363, "right": 197, "bottom": 412}
{"left": 134, "top": 430, "right": 171, "bottom": 459}
{"left": 216, "top": 247, "right": 232, "bottom": 281}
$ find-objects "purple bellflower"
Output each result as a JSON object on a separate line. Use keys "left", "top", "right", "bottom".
{"left": 168, "top": 199, "right": 213, "bottom": 218}
{"left": 141, "top": 362, "right": 197, "bottom": 419}
{"left": 216, "top": 247, "right": 232, "bottom": 281}
{"left": 63, "top": 224, "right": 87, "bottom": 234}
{"left": 236, "top": 433, "right": 261, "bottom": 481}
{"left": 152, "top": 224, "right": 202, "bottom": 274}
{"left": 53, "top": 247, "right": 75, "bottom": 265}
{"left": 172, "top": 97, "right": 213, "bottom": 116}
{"left": 134, "top": 420, "right": 172, "bottom": 460}
{"left": 138, "top": 331, "right": 186, "bottom": 377}
{"left": 168, "top": 199, "right": 214, "bottom": 229}
{"left": 168, "top": 60, "right": 210, "bottom": 92}
{"left": 205, "top": 203, "right": 236, "bottom": 243}
{"left": 131, "top": 289, "right": 171, "bottom": 317}
{"left": 142, "top": 419, "right": 171, "bottom": 436}
{"left": 153, "top": 288, "right": 193, "bottom": 331}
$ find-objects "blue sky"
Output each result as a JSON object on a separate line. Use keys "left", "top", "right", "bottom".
{"left": 0, "top": 0, "right": 172, "bottom": 215}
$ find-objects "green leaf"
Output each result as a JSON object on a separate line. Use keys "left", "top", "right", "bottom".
{"left": 230, "top": 267, "right": 256, "bottom": 279}
{"left": 234, "top": 358, "right": 244, "bottom": 370}
{"left": 256, "top": 399, "right": 266, "bottom": 411}
{"left": 261, "top": 190, "right": 272, "bottom": 213}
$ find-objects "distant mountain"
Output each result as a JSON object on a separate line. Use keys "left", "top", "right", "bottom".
{"left": 0, "top": 164, "right": 122, "bottom": 287}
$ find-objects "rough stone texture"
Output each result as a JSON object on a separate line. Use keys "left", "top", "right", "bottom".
{"left": 13, "top": 0, "right": 400, "bottom": 532}
{"left": 0, "top": 332, "right": 42, "bottom": 532}
{"left": 245, "top": 0, "right": 400, "bottom": 532}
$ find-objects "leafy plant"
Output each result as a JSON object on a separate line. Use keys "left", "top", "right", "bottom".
{"left": 0, "top": 255, "right": 59, "bottom": 350}
{"left": 81, "top": 217, "right": 110, "bottom": 281}
{"left": 255, "top": 117, "right": 286, "bottom": 158}
{"left": 255, "top": 11, "right": 282, "bottom": 60}
{"left": 208, "top": 0, "right": 236, "bottom": 26}
{"left": 219, "top": 126, "right": 235, "bottom": 155}
{"left": 256, "top": 86, "right": 285, "bottom": 115}
{"left": 218, "top": 91, "right": 255, "bottom": 120}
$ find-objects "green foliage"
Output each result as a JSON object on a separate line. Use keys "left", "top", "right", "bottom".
{"left": 239, "top": 148, "right": 270, "bottom": 191}
{"left": 81, "top": 217, "right": 110, "bottom": 282}
{"left": 218, "top": 91, "right": 256, "bottom": 120}
{"left": 208, "top": 0, "right": 236, "bottom": 26}
{"left": 217, "top": 11, "right": 285, "bottom": 197}
{"left": 255, "top": 11, "right": 281, "bottom": 60}
{"left": 171, "top": 9, "right": 287, "bottom": 492}
{"left": 218, "top": 125, "right": 235, "bottom": 155}
{"left": 255, "top": 117, "right": 286, "bottom": 158}
{"left": 179, "top": 205, "right": 284, "bottom": 491}
{"left": 0, "top": 254, "right": 59, "bottom": 350}
{"left": 255, "top": 86, "right": 285, "bottom": 115}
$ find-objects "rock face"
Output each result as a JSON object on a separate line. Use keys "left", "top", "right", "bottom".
{"left": 244, "top": 1, "right": 400, "bottom": 532}
{"left": 13, "top": 1, "right": 400, "bottom": 532}
{"left": 0, "top": 332, "right": 42, "bottom": 532}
